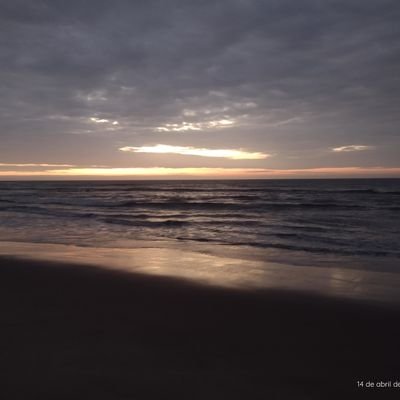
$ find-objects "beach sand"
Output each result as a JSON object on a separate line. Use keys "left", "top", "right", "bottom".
{"left": 1, "top": 255, "right": 399, "bottom": 399}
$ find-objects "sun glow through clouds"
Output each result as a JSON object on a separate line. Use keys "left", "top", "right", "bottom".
{"left": 119, "top": 144, "right": 270, "bottom": 160}
{"left": 90, "top": 117, "right": 119, "bottom": 125}
{"left": 332, "top": 145, "right": 374, "bottom": 152}
{"left": 155, "top": 119, "right": 235, "bottom": 132}
{"left": 0, "top": 163, "right": 75, "bottom": 167}
{"left": 0, "top": 166, "right": 399, "bottom": 178}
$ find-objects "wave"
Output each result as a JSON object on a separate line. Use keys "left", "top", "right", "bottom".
{"left": 328, "top": 189, "right": 400, "bottom": 195}
{"left": 20, "top": 187, "right": 397, "bottom": 195}
{"left": 0, "top": 205, "right": 97, "bottom": 219}
{"left": 101, "top": 218, "right": 190, "bottom": 228}
{"left": 111, "top": 200, "right": 368, "bottom": 211}
{"left": 177, "top": 236, "right": 399, "bottom": 258}
{"left": 1, "top": 200, "right": 390, "bottom": 216}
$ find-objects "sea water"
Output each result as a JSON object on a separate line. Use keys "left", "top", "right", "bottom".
{"left": 0, "top": 179, "right": 399, "bottom": 272}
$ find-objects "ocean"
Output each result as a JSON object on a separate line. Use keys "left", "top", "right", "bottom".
{"left": 0, "top": 179, "right": 399, "bottom": 273}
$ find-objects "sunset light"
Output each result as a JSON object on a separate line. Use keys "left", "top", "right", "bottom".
{"left": 1, "top": 166, "right": 399, "bottom": 179}
{"left": 1, "top": 1, "right": 399, "bottom": 398}
{"left": 119, "top": 144, "right": 269, "bottom": 160}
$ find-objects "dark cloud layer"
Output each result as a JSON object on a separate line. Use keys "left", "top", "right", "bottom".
{"left": 0, "top": 0, "right": 399, "bottom": 170}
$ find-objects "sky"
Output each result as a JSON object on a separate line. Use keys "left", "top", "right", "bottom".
{"left": 0, "top": 0, "right": 399, "bottom": 179}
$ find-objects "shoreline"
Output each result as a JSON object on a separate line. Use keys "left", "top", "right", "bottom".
{"left": 1, "top": 240, "right": 400, "bottom": 305}
{"left": 1, "top": 255, "right": 400, "bottom": 399}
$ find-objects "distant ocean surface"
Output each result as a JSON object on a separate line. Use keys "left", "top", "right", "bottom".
{"left": 0, "top": 179, "right": 399, "bottom": 270}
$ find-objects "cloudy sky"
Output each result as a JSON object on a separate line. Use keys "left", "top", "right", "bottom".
{"left": 1, "top": 0, "right": 399, "bottom": 179}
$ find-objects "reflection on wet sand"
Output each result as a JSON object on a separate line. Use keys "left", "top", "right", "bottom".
{"left": 1, "top": 241, "right": 399, "bottom": 304}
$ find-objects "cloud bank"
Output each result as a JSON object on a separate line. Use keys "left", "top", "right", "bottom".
{"left": 0, "top": 0, "right": 399, "bottom": 175}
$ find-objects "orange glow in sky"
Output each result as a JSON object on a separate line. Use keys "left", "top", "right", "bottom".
{"left": 1, "top": 166, "right": 400, "bottom": 179}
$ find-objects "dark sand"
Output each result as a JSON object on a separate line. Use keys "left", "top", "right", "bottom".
{"left": 1, "top": 256, "right": 399, "bottom": 399}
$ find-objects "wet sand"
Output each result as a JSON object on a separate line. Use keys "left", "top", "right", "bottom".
{"left": 1, "top": 256, "right": 399, "bottom": 399}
